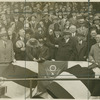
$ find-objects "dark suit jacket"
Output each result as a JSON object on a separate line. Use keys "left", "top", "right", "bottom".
{"left": 26, "top": 44, "right": 50, "bottom": 61}
{"left": 39, "top": 45, "right": 50, "bottom": 60}
{"left": 75, "top": 41, "right": 88, "bottom": 61}
{"left": 26, "top": 45, "right": 40, "bottom": 61}
{"left": 55, "top": 38, "right": 76, "bottom": 61}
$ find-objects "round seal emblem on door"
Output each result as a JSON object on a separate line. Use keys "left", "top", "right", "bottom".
{"left": 49, "top": 65, "right": 57, "bottom": 71}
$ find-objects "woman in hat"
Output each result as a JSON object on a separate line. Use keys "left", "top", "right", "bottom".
{"left": 0, "top": 30, "right": 15, "bottom": 76}
{"left": 26, "top": 38, "right": 40, "bottom": 61}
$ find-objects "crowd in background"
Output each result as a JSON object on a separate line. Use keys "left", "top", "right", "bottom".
{"left": 0, "top": 2, "right": 100, "bottom": 64}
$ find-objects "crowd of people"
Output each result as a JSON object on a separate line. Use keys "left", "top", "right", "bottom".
{"left": 0, "top": 2, "right": 100, "bottom": 65}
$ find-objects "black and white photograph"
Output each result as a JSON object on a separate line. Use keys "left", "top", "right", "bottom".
{"left": 0, "top": 0, "right": 100, "bottom": 99}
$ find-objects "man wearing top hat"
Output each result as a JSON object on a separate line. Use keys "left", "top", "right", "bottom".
{"left": 55, "top": 30, "right": 76, "bottom": 61}
{"left": 0, "top": 30, "right": 15, "bottom": 76}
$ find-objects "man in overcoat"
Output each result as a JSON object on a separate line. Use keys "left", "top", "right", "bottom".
{"left": 75, "top": 33, "right": 88, "bottom": 61}
{"left": 55, "top": 31, "right": 76, "bottom": 61}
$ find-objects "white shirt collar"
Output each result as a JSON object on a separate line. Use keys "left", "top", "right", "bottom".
{"left": 65, "top": 38, "right": 69, "bottom": 43}
{"left": 79, "top": 40, "right": 83, "bottom": 45}
{"left": 72, "top": 32, "right": 76, "bottom": 37}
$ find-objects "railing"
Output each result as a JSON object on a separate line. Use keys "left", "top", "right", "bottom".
{"left": 0, "top": 77, "right": 100, "bottom": 98}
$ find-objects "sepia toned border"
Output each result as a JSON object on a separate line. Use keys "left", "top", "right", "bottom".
{"left": 0, "top": 0, "right": 100, "bottom": 100}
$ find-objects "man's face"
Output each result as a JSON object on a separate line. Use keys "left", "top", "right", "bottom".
{"left": 72, "top": 13, "right": 76, "bottom": 18}
{"left": 1, "top": 35, "right": 8, "bottom": 41}
{"left": 55, "top": 31, "right": 60, "bottom": 35}
{"left": 19, "top": 17, "right": 24, "bottom": 22}
{"left": 90, "top": 30, "right": 97, "bottom": 38}
{"left": 25, "top": 33, "right": 30, "bottom": 40}
{"left": 94, "top": 20, "right": 100, "bottom": 25}
{"left": 38, "top": 28, "right": 42, "bottom": 33}
{"left": 66, "top": 21, "right": 70, "bottom": 26}
{"left": 95, "top": 36, "right": 100, "bottom": 43}
{"left": 39, "top": 21, "right": 44, "bottom": 26}
{"left": 49, "top": 29, "right": 53, "bottom": 35}
{"left": 8, "top": 29, "right": 13, "bottom": 36}
{"left": 31, "top": 16, "right": 35, "bottom": 21}
{"left": 77, "top": 36, "right": 84, "bottom": 41}
{"left": 64, "top": 35, "right": 70, "bottom": 40}
{"left": 69, "top": 26, "right": 76, "bottom": 33}
{"left": 80, "top": 22, "right": 85, "bottom": 27}
{"left": 19, "top": 29, "right": 25, "bottom": 37}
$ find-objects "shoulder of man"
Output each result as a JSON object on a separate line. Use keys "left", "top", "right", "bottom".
{"left": 91, "top": 43, "right": 97, "bottom": 49}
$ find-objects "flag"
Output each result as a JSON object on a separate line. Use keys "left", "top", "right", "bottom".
{"left": 38, "top": 61, "right": 68, "bottom": 92}
{"left": 38, "top": 61, "right": 100, "bottom": 99}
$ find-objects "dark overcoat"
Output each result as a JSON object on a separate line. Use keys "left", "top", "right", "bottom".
{"left": 55, "top": 38, "right": 76, "bottom": 61}
{"left": 75, "top": 41, "right": 88, "bottom": 61}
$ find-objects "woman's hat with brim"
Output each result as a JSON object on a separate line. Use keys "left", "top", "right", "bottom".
{"left": 26, "top": 38, "right": 39, "bottom": 47}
